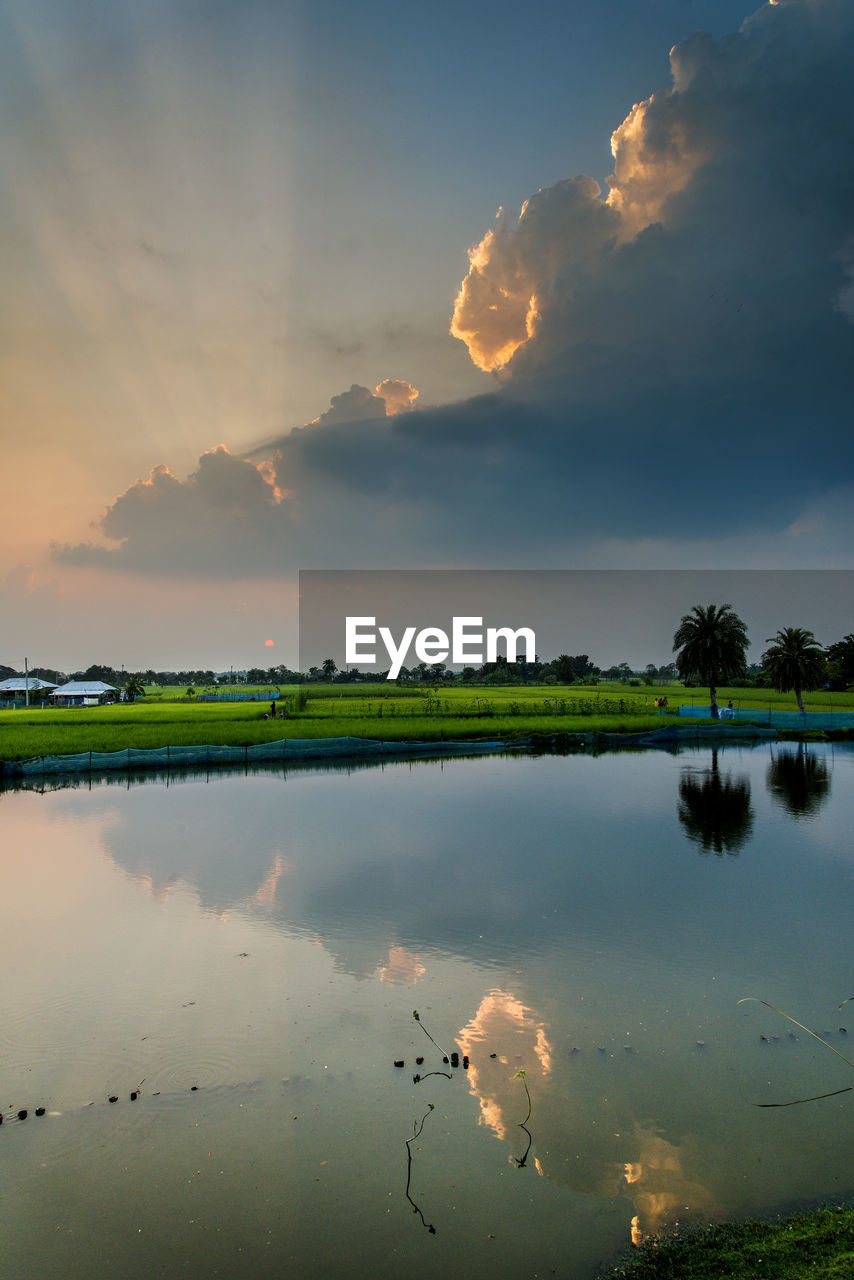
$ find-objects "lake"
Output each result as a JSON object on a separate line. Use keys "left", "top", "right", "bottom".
{"left": 1, "top": 742, "right": 852, "bottom": 1278}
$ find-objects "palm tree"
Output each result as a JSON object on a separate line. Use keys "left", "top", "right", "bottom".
{"left": 761, "top": 627, "right": 825, "bottom": 713}
{"left": 321, "top": 657, "right": 338, "bottom": 681}
{"left": 124, "top": 673, "right": 146, "bottom": 701}
{"left": 672, "top": 603, "right": 748, "bottom": 718}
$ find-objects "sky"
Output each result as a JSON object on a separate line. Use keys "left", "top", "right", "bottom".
{"left": 1, "top": 0, "right": 852, "bottom": 671}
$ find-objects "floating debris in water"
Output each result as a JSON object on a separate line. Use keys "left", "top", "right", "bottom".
{"left": 394, "top": 1061, "right": 405, "bottom": 1069}
{"left": 35, "top": 1107, "right": 46, "bottom": 1116}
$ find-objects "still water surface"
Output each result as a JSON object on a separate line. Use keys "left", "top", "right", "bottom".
{"left": 1, "top": 744, "right": 852, "bottom": 1278}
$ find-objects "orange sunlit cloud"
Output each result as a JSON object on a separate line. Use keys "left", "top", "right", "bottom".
{"left": 254, "top": 455, "right": 289, "bottom": 502}
{"left": 450, "top": 222, "right": 539, "bottom": 372}
{"left": 255, "top": 854, "right": 289, "bottom": 907}
{"left": 375, "top": 379, "right": 420, "bottom": 415}
{"left": 450, "top": 73, "right": 707, "bottom": 374}
{"left": 620, "top": 1124, "right": 718, "bottom": 1245}
{"left": 457, "top": 990, "right": 553, "bottom": 1145}
{"left": 378, "top": 946, "right": 426, "bottom": 985}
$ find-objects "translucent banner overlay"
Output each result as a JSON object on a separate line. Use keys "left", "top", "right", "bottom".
{"left": 298, "top": 569, "right": 853, "bottom": 677}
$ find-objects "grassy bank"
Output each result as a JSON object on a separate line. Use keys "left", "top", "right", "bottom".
{"left": 1, "top": 682, "right": 852, "bottom": 763}
{"left": 606, "top": 1205, "right": 854, "bottom": 1279}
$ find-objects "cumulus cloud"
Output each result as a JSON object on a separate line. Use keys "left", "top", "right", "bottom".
{"left": 58, "top": 0, "right": 854, "bottom": 576}
{"left": 452, "top": 0, "right": 854, "bottom": 389}
{"left": 55, "top": 445, "right": 293, "bottom": 575}
{"left": 374, "top": 378, "right": 419, "bottom": 415}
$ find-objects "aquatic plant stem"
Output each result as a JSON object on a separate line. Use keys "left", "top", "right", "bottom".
{"left": 739, "top": 997, "right": 854, "bottom": 1106}
{"left": 412, "top": 1009, "right": 448, "bottom": 1063}
{"left": 404, "top": 1103, "right": 436, "bottom": 1233}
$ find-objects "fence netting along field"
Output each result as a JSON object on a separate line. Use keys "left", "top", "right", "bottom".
{"left": 7, "top": 737, "right": 507, "bottom": 777}
{"left": 677, "top": 705, "right": 854, "bottom": 730}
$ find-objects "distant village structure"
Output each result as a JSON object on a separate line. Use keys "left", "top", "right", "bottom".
{"left": 0, "top": 676, "right": 58, "bottom": 706}
{"left": 49, "top": 681, "right": 119, "bottom": 707}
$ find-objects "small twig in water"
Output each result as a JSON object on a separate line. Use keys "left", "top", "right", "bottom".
{"left": 413, "top": 1010, "right": 448, "bottom": 1063}
{"left": 405, "top": 1103, "right": 437, "bottom": 1233}
{"left": 513, "top": 1069, "right": 533, "bottom": 1166}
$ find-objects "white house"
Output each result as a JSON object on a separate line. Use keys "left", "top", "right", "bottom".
{"left": 50, "top": 681, "right": 118, "bottom": 707}
{"left": 0, "top": 676, "right": 59, "bottom": 703}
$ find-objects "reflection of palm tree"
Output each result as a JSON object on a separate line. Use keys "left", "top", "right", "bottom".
{"left": 673, "top": 604, "right": 749, "bottom": 719}
{"left": 767, "top": 745, "right": 831, "bottom": 817}
{"left": 761, "top": 627, "right": 825, "bottom": 713}
{"left": 678, "top": 750, "right": 753, "bottom": 855}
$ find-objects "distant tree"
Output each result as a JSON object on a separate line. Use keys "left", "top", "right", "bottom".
{"left": 551, "top": 654, "right": 575, "bottom": 684}
{"left": 761, "top": 627, "right": 825, "bottom": 713}
{"left": 673, "top": 603, "right": 749, "bottom": 719}
{"left": 571, "top": 654, "right": 595, "bottom": 682}
{"left": 321, "top": 658, "right": 338, "bottom": 681}
{"left": 83, "top": 663, "right": 121, "bottom": 685}
{"left": 185, "top": 686, "right": 196, "bottom": 699}
{"left": 825, "top": 634, "right": 854, "bottom": 690}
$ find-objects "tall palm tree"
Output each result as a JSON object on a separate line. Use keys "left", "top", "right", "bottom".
{"left": 761, "top": 627, "right": 825, "bottom": 713}
{"left": 672, "top": 603, "right": 749, "bottom": 719}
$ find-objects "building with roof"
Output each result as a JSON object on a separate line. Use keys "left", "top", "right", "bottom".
{"left": 0, "top": 676, "right": 59, "bottom": 705}
{"left": 49, "top": 681, "right": 118, "bottom": 707}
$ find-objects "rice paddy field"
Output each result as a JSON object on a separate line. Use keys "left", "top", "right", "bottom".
{"left": 1, "top": 683, "right": 852, "bottom": 763}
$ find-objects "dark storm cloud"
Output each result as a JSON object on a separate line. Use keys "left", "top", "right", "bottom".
{"left": 58, "top": 0, "right": 854, "bottom": 575}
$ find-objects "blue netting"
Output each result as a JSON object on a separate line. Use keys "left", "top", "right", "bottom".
{"left": 9, "top": 737, "right": 505, "bottom": 777}
{"left": 676, "top": 705, "right": 854, "bottom": 730}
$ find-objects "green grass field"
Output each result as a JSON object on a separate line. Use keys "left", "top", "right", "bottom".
{"left": 1, "top": 682, "right": 852, "bottom": 763}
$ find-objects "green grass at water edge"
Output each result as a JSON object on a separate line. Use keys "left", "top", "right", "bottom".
{"left": 3, "top": 680, "right": 851, "bottom": 762}
{"left": 0, "top": 708, "right": 685, "bottom": 761}
{"left": 605, "top": 1206, "right": 854, "bottom": 1279}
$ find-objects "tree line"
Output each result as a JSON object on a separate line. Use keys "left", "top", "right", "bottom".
{"left": 3, "top": 612, "right": 852, "bottom": 706}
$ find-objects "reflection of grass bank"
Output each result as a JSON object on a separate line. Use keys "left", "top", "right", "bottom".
{"left": 606, "top": 1206, "right": 854, "bottom": 1278}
